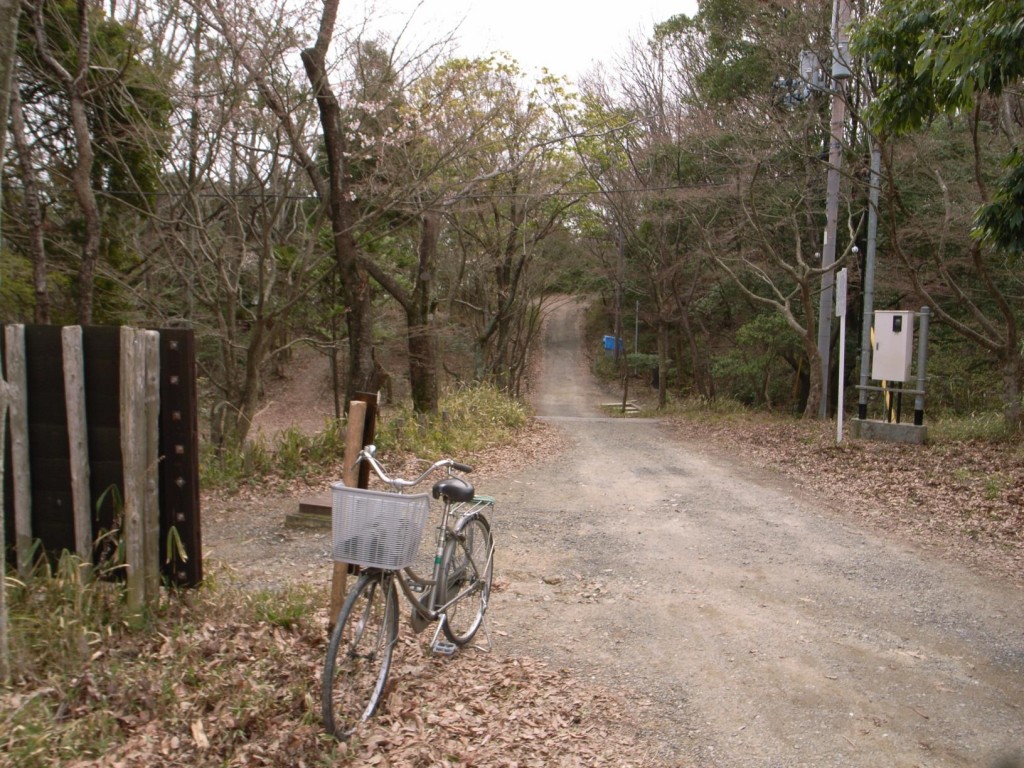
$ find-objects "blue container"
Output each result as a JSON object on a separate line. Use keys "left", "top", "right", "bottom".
{"left": 602, "top": 335, "right": 615, "bottom": 351}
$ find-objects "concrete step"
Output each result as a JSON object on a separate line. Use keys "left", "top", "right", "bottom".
{"left": 285, "top": 495, "right": 331, "bottom": 529}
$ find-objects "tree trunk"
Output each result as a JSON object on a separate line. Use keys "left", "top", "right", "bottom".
{"left": 361, "top": 214, "right": 441, "bottom": 414}
{"left": 408, "top": 215, "right": 439, "bottom": 414}
{"left": 656, "top": 319, "right": 669, "bottom": 409}
{"left": 1001, "top": 352, "right": 1023, "bottom": 433}
{"left": 800, "top": 333, "right": 822, "bottom": 419}
{"left": 70, "top": 86, "right": 101, "bottom": 325}
{"left": 30, "top": 0, "right": 101, "bottom": 324}
{"left": 680, "top": 311, "right": 707, "bottom": 399}
{"left": 301, "top": 1, "right": 376, "bottom": 407}
{"left": 233, "top": 318, "right": 274, "bottom": 446}
{"left": 0, "top": 0, "right": 19, "bottom": 326}
{"left": 9, "top": 86, "right": 50, "bottom": 323}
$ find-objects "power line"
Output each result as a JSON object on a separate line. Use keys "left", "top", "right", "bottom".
{"left": 25, "top": 176, "right": 747, "bottom": 203}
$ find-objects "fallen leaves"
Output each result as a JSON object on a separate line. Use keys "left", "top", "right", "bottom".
{"left": 340, "top": 640, "right": 651, "bottom": 768}
{"left": 2, "top": 578, "right": 655, "bottom": 768}
{"left": 667, "top": 415, "right": 1024, "bottom": 583}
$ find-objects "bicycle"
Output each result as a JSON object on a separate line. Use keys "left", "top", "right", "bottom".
{"left": 321, "top": 445, "right": 495, "bottom": 740}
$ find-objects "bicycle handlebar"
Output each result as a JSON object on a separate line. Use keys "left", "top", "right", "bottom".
{"left": 353, "top": 445, "right": 472, "bottom": 492}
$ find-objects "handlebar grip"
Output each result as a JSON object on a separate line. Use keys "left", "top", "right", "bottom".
{"left": 451, "top": 461, "right": 473, "bottom": 473}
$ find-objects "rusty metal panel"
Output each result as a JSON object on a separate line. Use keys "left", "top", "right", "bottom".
{"left": 158, "top": 329, "right": 202, "bottom": 587}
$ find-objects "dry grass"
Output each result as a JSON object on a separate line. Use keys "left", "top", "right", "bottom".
{"left": 2, "top": 553, "right": 651, "bottom": 768}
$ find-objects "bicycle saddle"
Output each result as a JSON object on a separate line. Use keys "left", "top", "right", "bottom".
{"left": 432, "top": 477, "right": 475, "bottom": 503}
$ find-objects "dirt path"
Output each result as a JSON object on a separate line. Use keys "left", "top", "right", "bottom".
{"left": 486, "top": 297, "right": 1024, "bottom": 767}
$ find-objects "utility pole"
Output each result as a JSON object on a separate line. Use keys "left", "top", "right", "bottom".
{"left": 857, "top": 140, "right": 881, "bottom": 420}
{"left": 816, "top": 0, "right": 852, "bottom": 418}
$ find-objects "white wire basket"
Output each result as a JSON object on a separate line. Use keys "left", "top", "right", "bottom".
{"left": 330, "top": 483, "right": 431, "bottom": 569}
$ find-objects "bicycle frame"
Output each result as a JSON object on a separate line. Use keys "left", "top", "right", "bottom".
{"left": 323, "top": 446, "right": 496, "bottom": 739}
{"left": 397, "top": 497, "right": 495, "bottom": 625}
{"left": 351, "top": 446, "right": 493, "bottom": 636}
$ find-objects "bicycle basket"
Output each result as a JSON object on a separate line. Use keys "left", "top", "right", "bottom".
{"left": 330, "top": 483, "right": 431, "bottom": 569}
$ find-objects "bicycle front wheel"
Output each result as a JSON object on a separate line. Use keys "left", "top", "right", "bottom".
{"left": 439, "top": 513, "right": 493, "bottom": 646}
{"left": 322, "top": 570, "right": 398, "bottom": 740}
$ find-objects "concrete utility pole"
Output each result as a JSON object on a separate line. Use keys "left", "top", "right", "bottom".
{"left": 857, "top": 141, "right": 881, "bottom": 420}
{"left": 816, "top": 0, "right": 852, "bottom": 418}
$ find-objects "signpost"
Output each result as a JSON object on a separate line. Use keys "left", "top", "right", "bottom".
{"left": 835, "top": 268, "right": 848, "bottom": 443}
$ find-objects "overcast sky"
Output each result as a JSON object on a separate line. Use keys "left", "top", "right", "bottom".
{"left": 355, "top": 0, "right": 699, "bottom": 81}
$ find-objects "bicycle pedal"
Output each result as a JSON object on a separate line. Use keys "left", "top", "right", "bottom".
{"left": 431, "top": 640, "right": 458, "bottom": 656}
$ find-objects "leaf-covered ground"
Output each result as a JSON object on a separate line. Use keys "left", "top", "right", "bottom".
{"left": 666, "top": 413, "right": 1024, "bottom": 584}
{"left": 2, "top": 572, "right": 652, "bottom": 768}
{"left": 4, "top": 412, "right": 1020, "bottom": 767}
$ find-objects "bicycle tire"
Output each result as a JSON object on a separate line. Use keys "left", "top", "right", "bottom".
{"left": 322, "top": 570, "right": 398, "bottom": 740}
{"left": 439, "top": 513, "right": 493, "bottom": 646}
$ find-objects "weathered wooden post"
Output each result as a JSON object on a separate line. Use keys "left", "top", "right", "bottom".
{"left": 5, "top": 325, "right": 31, "bottom": 576}
{"left": 121, "top": 328, "right": 161, "bottom": 612}
{"left": 329, "top": 400, "right": 366, "bottom": 629}
{"left": 62, "top": 326, "right": 92, "bottom": 561}
{"left": 143, "top": 331, "right": 161, "bottom": 601}
{"left": 0, "top": 332, "right": 12, "bottom": 681}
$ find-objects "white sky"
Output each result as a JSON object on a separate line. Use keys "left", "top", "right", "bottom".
{"left": 354, "top": 0, "right": 699, "bottom": 81}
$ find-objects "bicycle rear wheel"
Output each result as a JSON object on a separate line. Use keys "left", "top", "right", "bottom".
{"left": 322, "top": 570, "right": 398, "bottom": 740}
{"left": 439, "top": 513, "right": 493, "bottom": 646}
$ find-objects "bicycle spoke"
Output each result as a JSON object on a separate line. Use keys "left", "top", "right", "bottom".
{"left": 440, "top": 515, "right": 493, "bottom": 646}
{"left": 322, "top": 572, "right": 397, "bottom": 740}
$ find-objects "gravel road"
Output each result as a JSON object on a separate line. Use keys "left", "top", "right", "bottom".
{"left": 486, "top": 297, "right": 1024, "bottom": 767}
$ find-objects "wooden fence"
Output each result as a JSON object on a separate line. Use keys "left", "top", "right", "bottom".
{"left": 1, "top": 325, "right": 202, "bottom": 615}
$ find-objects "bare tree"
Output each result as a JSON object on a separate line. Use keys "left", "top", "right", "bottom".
{"left": 132, "top": 0, "right": 332, "bottom": 445}
{"left": 300, "top": 0, "right": 382, "bottom": 405}
{"left": 0, "top": 0, "right": 18, "bottom": 284}
{"left": 7, "top": 83, "right": 50, "bottom": 322}
{"left": 25, "top": 0, "right": 102, "bottom": 324}
{"left": 425, "top": 58, "right": 580, "bottom": 391}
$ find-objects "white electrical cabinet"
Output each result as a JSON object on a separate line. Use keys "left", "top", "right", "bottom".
{"left": 872, "top": 310, "right": 915, "bottom": 382}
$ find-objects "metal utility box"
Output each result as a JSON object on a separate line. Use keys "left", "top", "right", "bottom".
{"left": 872, "top": 310, "right": 915, "bottom": 382}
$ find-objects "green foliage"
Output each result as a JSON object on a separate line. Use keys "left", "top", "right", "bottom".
{"left": 655, "top": 0, "right": 823, "bottom": 108}
{"left": 661, "top": 393, "right": 753, "bottom": 419}
{"left": 0, "top": 249, "right": 36, "bottom": 322}
{"left": 5, "top": 546, "right": 130, "bottom": 684}
{"left": 591, "top": 350, "right": 622, "bottom": 382}
{"left": 627, "top": 353, "right": 660, "bottom": 373}
{"left": 922, "top": 324, "right": 1005, "bottom": 414}
{"left": 199, "top": 435, "right": 274, "bottom": 491}
{"left": 199, "top": 387, "right": 527, "bottom": 489}
{"left": 8, "top": 0, "right": 174, "bottom": 324}
{"left": 711, "top": 313, "right": 803, "bottom": 409}
{"left": 376, "top": 384, "right": 529, "bottom": 459}
{"left": 853, "top": 0, "right": 1024, "bottom": 252}
{"left": 854, "top": 0, "right": 1024, "bottom": 133}
{"left": 930, "top": 412, "right": 1017, "bottom": 443}
{"left": 974, "top": 149, "right": 1024, "bottom": 254}
{"left": 17, "top": 0, "right": 172, "bottom": 204}
{"left": 246, "top": 586, "right": 316, "bottom": 630}
{"left": 199, "top": 419, "right": 349, "bottom": 490}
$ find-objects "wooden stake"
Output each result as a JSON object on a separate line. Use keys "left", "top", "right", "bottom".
{"left": 121, "top": 328, "right": 144, "bottom": 611}
{"left": 0, "top": 336, "right": 12, "bottom": 683}
{"left": 143, "top": 331, "right": 161, "bottom": 602}
{"left": 5, "top": 325, "right": 31, "bottom": 576}
{"left": 62, "top": 326, "right": 92, "bottom": 561}
{"left": 329, "top": 401, "right": 366, "bottom": 629}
